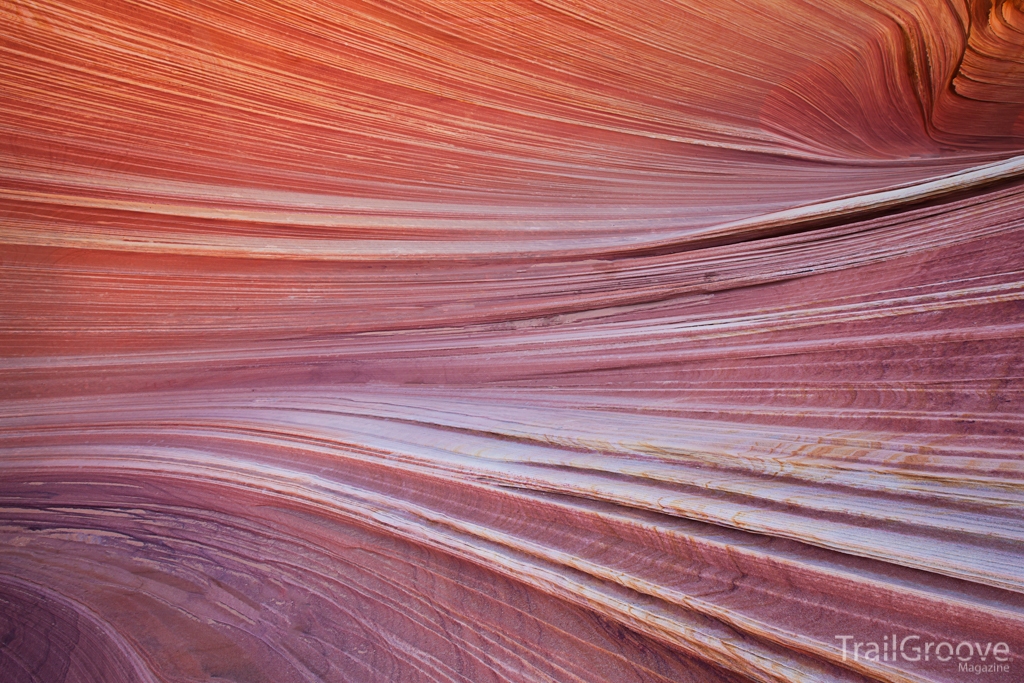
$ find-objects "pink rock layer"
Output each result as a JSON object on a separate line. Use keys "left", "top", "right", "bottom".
{"left": 2, "top": 1, "right": 1023, "bottom": 682}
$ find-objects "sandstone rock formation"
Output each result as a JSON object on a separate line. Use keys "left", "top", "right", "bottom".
{"left": 2, "top": 1, "right": 1023, "bottom": 681}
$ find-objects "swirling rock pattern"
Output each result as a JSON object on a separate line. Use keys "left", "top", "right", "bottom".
{"left": 2, "top": 1, "right": 1023, "bottom": 682}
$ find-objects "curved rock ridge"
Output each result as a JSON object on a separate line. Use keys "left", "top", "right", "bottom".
{"left": 1, "top": 1, "right": 1023, "bottom": 682}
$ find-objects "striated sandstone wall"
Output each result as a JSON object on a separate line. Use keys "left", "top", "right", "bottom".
{"left": 2, "top": 1, "right": 1023, "bottom": 682}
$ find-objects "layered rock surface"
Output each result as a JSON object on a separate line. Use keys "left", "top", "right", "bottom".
{"left": 2, "top": 1, "right": 1023, "bottom": 681}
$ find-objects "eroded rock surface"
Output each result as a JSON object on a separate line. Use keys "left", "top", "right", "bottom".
{"left": 2, "top": 1, "right": 1023, "bottom": 681}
